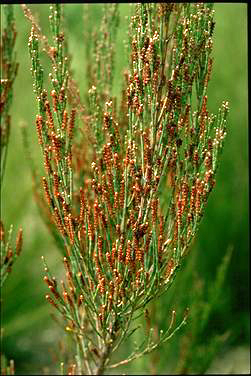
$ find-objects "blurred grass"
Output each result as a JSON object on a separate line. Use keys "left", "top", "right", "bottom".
{"left": 198, "top": 3, "right": 249, "bottom": 340}
{"left": 1, "top": 4, "right": 249, "bottom": 375}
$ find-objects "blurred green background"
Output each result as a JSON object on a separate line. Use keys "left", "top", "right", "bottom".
{"left": 1, "top": 4, "right": 249, "bottom": 375}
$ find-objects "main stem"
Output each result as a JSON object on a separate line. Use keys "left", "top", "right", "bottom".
{"left": 94, "top": 341, "right": 113, "bottom": 375}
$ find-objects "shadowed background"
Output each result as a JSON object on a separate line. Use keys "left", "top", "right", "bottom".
{"left": 1, "top": 4, "right": 248, "bottom": 374}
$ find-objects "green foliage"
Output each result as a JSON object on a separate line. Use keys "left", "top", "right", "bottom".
{"left": 1, "top": 3, "right": 249, "bottom": 375}
{"left": 0, "top": 5, "right": 21, "bottom": 287}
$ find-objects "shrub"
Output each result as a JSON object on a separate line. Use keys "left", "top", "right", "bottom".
{"left": 1, "top": 4, "right": 231, "bottom": 375}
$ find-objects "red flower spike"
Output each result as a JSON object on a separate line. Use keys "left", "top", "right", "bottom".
{"left": 15, "top": 228, "right": 23, "bottom": 256}
{"left": 181, "top": 181, "right": 189, "bottom": 213}
{"left": 99, "top": 277, "right": 106, "bottom": 295}
{"left": 118, "top": 244, "right": 124, "bottom": 263}
{"left": 190, "top": 186, "right": 196, "bottom": 213}
{"left": 62, "top": 110, "right": 68, "bottom": 130}
{"left": 151, "top": 198, "right": 158, "bottom": 225}
{"left": 45, "top": 100, "right": 54, "bottom": 131}
{"left": 119, "top": 178, "right": 125, "bottom": 207}
{"left": 68, "top": 108, "right": 76, "bottom": 140}
{"left": 103, "top": 112, "right": 110, "bottom": 131}
{"left": 125, "top": 240, "right": 132, "bottom": 265}
{"left": 36, "top": 115, "right": 43, "bottom": 145}
{"left": 59, "top": 86, "right": 65, "bottom": 103}
{"left": 43, "top": 149, "right": 52, "bottom": 175}
{"left": 177, "top": 197, "right": 182, "bottom": 226}
{"left": 49, "top": 285, "right": 61, "bottom": 300}
{"left": 50, "top": 89, "right": 58, "bottom": 112}
{"left": 111, "top": 242, "right": 117, "bottom": 265}
{"left": 63, "top": 290, "right": 74, "bottom": 308}
{"left": 97, "top": 236, "right": 103, "bottom": 262}
{"left": 0, "top": 221, "right": 4, "bottom": 242}
{"left": 42, "top": 177, "right": 51, "bottom": 207}
{"left": 53, "top": 172, "right": 59, "bottom": 197}
{"left": 205, "top": 151, "right": 212, "bottom": 170}
{"left": 195, "top": 191, "right": 201, "bottom": 217}
{"left": 106, "top": 251, "right": 113, "bottom": 270}
{"left": 114, "top": 192, "right": 119, "bottom": 210}
{"left": 166, "top": 258, "right": 175, "bottom": 280}
{"left": 78, "top": 294, "right": 84, "bottom": 307}
{"left": 187, "top": 212, "right": 193, "bottom": 225}
{"left": 46, "top": 294, "right": 59, "bottom": 310}
{"left": 107, "top": 170, "right": 114, "bottom": 196}
{"left": 193, "top": 149, "right": 199, "bottom": 167}
{"left": 135, "top": 270, "right": 141, "bottom": 289}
